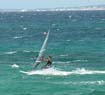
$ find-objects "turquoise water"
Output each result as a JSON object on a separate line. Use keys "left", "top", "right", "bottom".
{"left": 0, "top": 11, "right": 105, "bottom": 95}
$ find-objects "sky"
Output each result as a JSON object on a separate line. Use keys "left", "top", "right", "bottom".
{"left": 0, "top": 0, "right": 105, "bottom": 9}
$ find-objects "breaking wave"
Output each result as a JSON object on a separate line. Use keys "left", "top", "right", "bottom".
{"left": 4, "top": 51, "right": 17, "bottom": 55}
{"left": 13, "top": 36, "right": 23, "bottom": 39}
{"left": 11, "top": 64, "right": 19, "bottom": 68}
{"left": 3, "top": 50, "right": 38, "bottom": 55}
{"left": 52, "top": 80, "right": 105, "bottom": 85}
{"left": 20, "top": 68, "right": 105, "bottom": 76}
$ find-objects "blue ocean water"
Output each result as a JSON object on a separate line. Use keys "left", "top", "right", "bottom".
{"left": 0, "top": 11, "right": 105, "bottom": 95}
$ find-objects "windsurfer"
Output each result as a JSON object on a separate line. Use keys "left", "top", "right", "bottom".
{"left": 42, "top": 56, "right": 52, "bottom": 68}
{"left": 33, "top": 29, "right": 50, "bottom": 69}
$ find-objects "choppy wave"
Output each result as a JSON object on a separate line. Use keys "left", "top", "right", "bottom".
{"left": 20, "top": 68, "right": 105, "bottom": 76}
{"left": 95, "top": 28, "right": 103, "bottom": 30}
{"left": 101, "top": 18, "right": 105, "bottom": 21}
{"left": 53, "top": 61, "right": 70, "bottom": 64}
{"left": 20, "top": 68, "right": 70, "bottom": 76}
{"left": 72, "top": 68, "right": 105, "bottom": 75}
{"left": 59, "top": 54, "right": 68, "bottom": 57}
{"left": 23, "top": 27, "right": 27, "bottom": 30}
{"left": 73, "top": 59, "right": 88, "bottom": 62}
{"left": 66, "top": 40, "right": 71, "bottom": 42}
{"left": 11, "top": 64, "right": 19, "bottom": 68}
{"left": 13, "top": 36, "right": 23, "bottom": 39}
{"left": 4, "top": 51, "right": 17, "bottom": 55}
{"left": 52, "top": 80, "right": 105, "bottom": 85}
{"left": 3, "top": 50, "right": 38, "bottom": 55}
{"left": 79, "top": 80, "right": 105, "bottom": 85}
{"left": 53, "top": 59, "right": 88, "bottom": 64}
{"left": 23, "top": 50, "right": 33, "bottom": 53}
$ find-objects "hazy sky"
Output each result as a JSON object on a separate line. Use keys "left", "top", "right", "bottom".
{"left": 0, "top": 0, "right": 105, "bottom": 9}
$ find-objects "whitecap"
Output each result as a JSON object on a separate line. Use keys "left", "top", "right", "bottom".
{"left": 23, "top": 50, "right": 31, "bottom": 53}
{"left": 13, "top": 36, "right": 22, "bottom": 39}
{"left": 95, "top": 28, "right": 103, "bottom": 30}
{"left": 11, "top": 64, "right": 19, "bottom": 68}
{"left": 53, "top": 61, "right": 70, "bottom": 64}
{"left": 20, "top": 68, "right": 105, "bottom": 76}
{"left": 72, "top": 68, "right": 105, "bottom": 75}
{"left": 23, "top": 27, "right": 27, "bottom": 30}
{"left": 60, "top": 54, "right": 68, "bottom": 57}
{"left": 73, "top": 59, "right": 88, "bottom": 62}
{"left": 20, "top": 9, "right": 27, "bottom": 12}
{"left": 78, "top": 80, "right": 105, "bottom": 85}
{"left": 52, "top": 23, "right": 56, "bottom": 26}
{"left": 52, "top": 80, "right": 105, "bottom": 85}
{"left": 66, "top": 40, "right": 71, "bottom": 42}
{"left": 4, "top": 51, "right": 17, "bottom": 55}
{"left": 56, "top": 28, "right": 60, "bottom": 31}
{"left": 23, "top": 50, "right": 38, "bottom": 53}
{"left": 68, "top": 15, "right": 72, "bottom": 18}
{"left": 20, "top": 68, "right": 71, "bottom": 76}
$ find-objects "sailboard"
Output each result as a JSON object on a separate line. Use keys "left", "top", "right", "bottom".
{"left": 33, "top": 29, "right": 50, "bottom": 69}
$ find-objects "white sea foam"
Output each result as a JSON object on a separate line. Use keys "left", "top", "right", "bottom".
{"left": 20, "top": 68, "right": 105, "bottom": 76}
{"left": 11, "top": 64, "right": 19, "bottom": 68}
{"left": 23, "top": 50, "right": 31, "bottom": 52}
{"left": 95, "top": 28, "right": 103, "bottom": 30}
{"left": 23, "top": 50, "right": 38, "bottom": 53}
{"left": 13, "top": 36, "right": 22, "bottom": 39}
{"left": 56, "top": 28, "right": 60, "bottom": 31}
{"left": 60, "top": 54, "right": 68, "bottom": 57}
{"left": 66, "top": 39, "right": 71, "bottom": 42}
{"left": 4, "top": 51, "right": 17, "bottom": 54}
{"left": 20, "top": 9, "right": 27, "bottom": 12}
{"left": 23, "top": 27, "right": 27, "bottom": 30}
{"left": 52, "top": 23, "right": 56, "bottom": 26}
{"left": 68, "top": 15, "right": 72, "bottom": 18}
{"left": 73, "top": 59, "right": 88, "bottom": 62}
{"left": 75, "top": 80, "right": 105, "bottom": 85}
{"left": 20, "top": 68, "right": 70, "bottom": 76}
{"left": 53, "top": 80, "right": 105, "bottom": 85}
{"left": 53, "top": 61, "right": 70, "bottom": 64}
{"left": 73, "top": 80, "right": 105, "bottom": 85}
{"left": 72, "top": 68, "right": 105, "bottom": 75}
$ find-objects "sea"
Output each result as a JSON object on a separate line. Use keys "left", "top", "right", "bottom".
{"left": 0, "top": 11, "right": 105, "bottom": 95}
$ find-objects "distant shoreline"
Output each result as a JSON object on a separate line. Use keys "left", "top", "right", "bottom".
{"left": 0, "top": 7, "right": 105, "bottom": 12}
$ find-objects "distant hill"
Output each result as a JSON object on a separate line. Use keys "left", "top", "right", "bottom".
{"left": 0, "top": 5, "right": 105, "bottom": 12}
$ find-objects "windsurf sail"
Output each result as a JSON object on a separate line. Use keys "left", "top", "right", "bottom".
{"left": 33, "top": 29, "right": 50, "bottom": 69}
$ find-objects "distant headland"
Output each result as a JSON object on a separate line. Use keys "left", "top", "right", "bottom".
{"left": 0, "top": 5, "right": 105, "bottom": 12}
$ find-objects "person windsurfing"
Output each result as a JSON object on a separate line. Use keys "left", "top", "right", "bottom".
{"left": 33, "top": 30, "right": 51, "bottom": 69}
{"left": 42, "top": 56, "right": 52, "bottom": 69}
{"left": 34, "top": 56, "right": 52, "bottom": 69}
